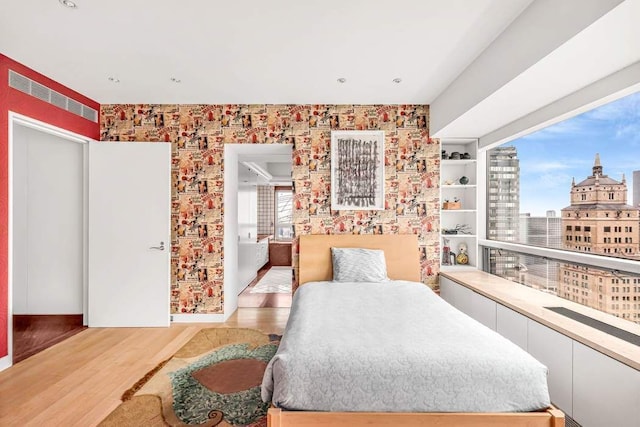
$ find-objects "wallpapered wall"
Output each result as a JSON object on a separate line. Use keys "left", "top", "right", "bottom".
{"left": 100, "top": 104, "right": 440, "bottom": 315}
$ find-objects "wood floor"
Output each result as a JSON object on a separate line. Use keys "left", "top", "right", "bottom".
{"left": 13, "top": 314, "right": 86, "bottom": 363}
{"left": 0, "top": 308, "right": 290, "bottom": 427}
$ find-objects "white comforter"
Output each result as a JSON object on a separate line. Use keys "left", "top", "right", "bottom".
{"left": 262, "top": 280, "right": 551, "bottom": 412}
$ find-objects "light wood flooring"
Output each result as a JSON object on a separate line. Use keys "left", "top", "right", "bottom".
{"left": 0, "top": 308, "right": 290, "bottom": 427}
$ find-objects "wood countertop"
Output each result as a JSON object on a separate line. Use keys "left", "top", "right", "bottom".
{"left": 440, "top": 270, "right": 640, "bottom": 371}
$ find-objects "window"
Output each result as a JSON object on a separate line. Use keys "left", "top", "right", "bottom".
{"left": 274, "top": 187, "right": 293, "bottom": 240}
{"left": 484, "top": 91, "right": 640, "bottom": 326}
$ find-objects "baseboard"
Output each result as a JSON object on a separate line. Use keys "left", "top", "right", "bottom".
{"left": 171, "top": 313, "right": 225, "bottom": 323}
{"left": 0, "top": 355, "right": 12, "bottom": 372}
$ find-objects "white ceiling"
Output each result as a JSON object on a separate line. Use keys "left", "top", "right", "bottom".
{"left": 1, "top": 0, "right": 638, "bottom": 140}
{"left": 436, "top": 0, "right": 640, "bottom": 139}
{"left": 0, "top": 0, "right": 531, "bottom": 104}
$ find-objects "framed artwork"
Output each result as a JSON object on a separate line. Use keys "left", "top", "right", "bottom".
{"left": 331, "top": 130, "right": 385, "bottom": 210}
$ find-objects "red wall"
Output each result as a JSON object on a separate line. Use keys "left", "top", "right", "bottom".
{"left": 0, "top": 54, "right": 100, "bottom": 358}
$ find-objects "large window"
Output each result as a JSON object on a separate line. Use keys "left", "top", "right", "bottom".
{"left": 484, "top": 91, "right": 640, "bottom": 324}
{"left": 275, "top": 187, "right": 293, "bottom": 240}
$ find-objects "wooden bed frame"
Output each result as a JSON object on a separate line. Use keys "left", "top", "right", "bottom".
{"left": 270, "top": 234, "right": 564, "bottom": 427}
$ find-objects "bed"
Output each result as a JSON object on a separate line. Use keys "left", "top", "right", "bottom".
{"left": 262, "top": 234, "right": 564, "bottom": 427}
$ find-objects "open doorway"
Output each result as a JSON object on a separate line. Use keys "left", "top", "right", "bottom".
{"left": 10, "top": 120, "right": 87, "bottom": 363}
{"left": 236, "top": 153, "right": 293, "bottom": 308}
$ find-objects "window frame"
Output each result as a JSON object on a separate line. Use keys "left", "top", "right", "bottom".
{"left": 477, "top": 145, "right": 640, "bottom": 278}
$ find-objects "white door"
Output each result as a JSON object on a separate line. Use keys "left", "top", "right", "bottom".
{"left": 88, "top": 142, "right": 171, "bottom": 327}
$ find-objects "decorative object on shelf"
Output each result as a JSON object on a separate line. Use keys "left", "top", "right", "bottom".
{"left": 462, "top": 152, "right": 471, "bottom": 159}
{"left": 442, "top": 197, "right": 461, "bottom": 210}
{"left": 441, "top": 150, "right": 447, "bottom": 159}
{"left": 442, "top": 238, "right": 456, "bottom": 265}
{"left": 449, "top": 152, "right": 461, "bottom": 160}
{"left": 454, "top": 223, "right": 472, "bottom": 234}
{"left": 456, "top": 242, "right": 469, "bottom": 265}
{"left": 331, "top": 130, "right": 385, "bottom": 210}
{"left": 459, "top": 176, "right": 469, "bottom": 185}
{"left": 444, "top": 179, "right": 454, "bottom": 185}
{"left": 442, "top": 224, "right": 472, "bottom": 235}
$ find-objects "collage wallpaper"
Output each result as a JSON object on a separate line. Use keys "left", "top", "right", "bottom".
{"left": 100, "top": 104, "right": 440, "bottom": 314}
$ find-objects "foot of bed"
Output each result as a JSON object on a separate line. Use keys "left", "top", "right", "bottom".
{"left": 268, "top": 408, "right": 282, "bottom": 427}
{"left": 548, "top": 406, "right": 565, "bottom": 427}
{"left": 266, "top": 407, "right": 565, "bottom": 427}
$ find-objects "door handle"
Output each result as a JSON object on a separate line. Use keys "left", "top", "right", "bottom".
{"left": 150, "top": 241, "right": 165, "bottom": 251}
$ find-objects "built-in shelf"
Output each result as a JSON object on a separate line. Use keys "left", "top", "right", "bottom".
{"left": 440, "top": 138, "right": 479, "bottom": 271}
{"left": 441, "top": 159, "right": 477, "bottom": 165}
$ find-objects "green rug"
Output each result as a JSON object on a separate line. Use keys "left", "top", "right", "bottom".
{"left": 99, "top": 328, "right": 280, "bottom": 427}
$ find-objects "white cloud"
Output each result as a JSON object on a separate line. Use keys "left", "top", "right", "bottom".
{"left": 584, "top": 92, "right": 640, "bottom": 122}
{"left": 520, "top": 118, "right": 588, "bottom": 140}
{"left": 520, "top": 158, "right": 590, "bottom": 173}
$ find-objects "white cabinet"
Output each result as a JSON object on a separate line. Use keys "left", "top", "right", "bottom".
{"left": 439, "top": 277, "right": 496, "bottom": 330}
{"left": 496, "top": 304, "right": 528, "bottom": 351}
{"left": 573, "top": 341, "right": 640, "bottom": 427}
{"left": 238, "top": 167, "right": 258, "bottom": 291}
{"left": 440, "top": 277, "right": 640, "bottom": 426}
{"left": 256, "top": 238, "right": 269, "bottom": 269}
{"left": 527, "top": 321, "right": 574, "bottom": 416}
{"left": 440, "top": 138, "right": 478, "bottom": 271}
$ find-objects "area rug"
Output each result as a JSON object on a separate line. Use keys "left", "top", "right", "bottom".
{"left": 99, "top": 328, "right": 281, "bottom": 427}
{"left": 250, "top": 267, "right": 292, "bottom": 294}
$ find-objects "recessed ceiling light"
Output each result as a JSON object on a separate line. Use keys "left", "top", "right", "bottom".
{"left": 170, "top": 77, "right": 181, "bottom": 83}
{"left": 337, "top": 78, "right": 346, "bottom": 84}
{"left": 108, "top": 76, "right": 120, "bottom": 83}
{"left": 59, "top": 0, "right": 78, "bottom": 9}
{"left": 392, "top": 78, "right": 402, "bottom": 84}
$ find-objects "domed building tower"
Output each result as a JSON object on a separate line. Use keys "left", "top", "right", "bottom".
{"left": 559, "top": 154, "right": 640, "bottom": 323}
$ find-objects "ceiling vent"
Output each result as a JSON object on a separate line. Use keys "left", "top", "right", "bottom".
{"left": 8, "top": 70, "right": 98, "bottom": 123}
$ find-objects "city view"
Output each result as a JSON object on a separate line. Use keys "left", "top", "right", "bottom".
{"left": 488, "top": 92, "right": 640, "bottom": 324}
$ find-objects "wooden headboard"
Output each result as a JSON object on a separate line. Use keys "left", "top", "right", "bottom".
{"left": 298, "top": 234, "right": 421, "bottom": 285}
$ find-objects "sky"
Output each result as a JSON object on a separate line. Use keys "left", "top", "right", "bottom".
{"left": 505, "top": 91, "right": 640, "bottom": 216}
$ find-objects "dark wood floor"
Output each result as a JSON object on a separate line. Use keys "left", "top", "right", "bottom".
{"left": 13, "top": 314, "right": 86, "bottom": 364}
{"left": 238, "top": 264, "right": 293, "bottom": 308}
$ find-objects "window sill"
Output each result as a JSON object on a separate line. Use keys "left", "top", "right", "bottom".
{"left": 440, "top": 270, "right": 640, "bottom": 371}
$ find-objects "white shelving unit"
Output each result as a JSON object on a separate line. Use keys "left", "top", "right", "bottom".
{"left": 440, "top": 138, "right": 479, "bottom": 271}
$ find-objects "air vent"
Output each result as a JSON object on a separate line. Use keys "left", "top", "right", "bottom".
{"left": 82, "top": 105, "right": 98, "bottom": 122}
{"left": 50, "top": 91, "right": 67, "bottom": 109}
{"left": 8, "top": 70, "right": 98, "bottom": 123}
{"left": 9, "top": 71, "right": 29, "bottom": 93}
{"left": 30, "top": 80, "right": 50, "bottom": 102}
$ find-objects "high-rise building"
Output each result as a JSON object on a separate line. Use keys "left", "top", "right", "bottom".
{"left": 634, "top": 170, "right": 640, "bottom": 208}
{"left": 518, "top": 211, "right": 562, "bottom": 292}
{"left": 487, "top": 146, "right": 520, "bottom": 279}
{"left": 559, "top": 154, "right": 640, "bottom": 323}
{"left": 520, "top": 211, "right": 562, "bottom": 248}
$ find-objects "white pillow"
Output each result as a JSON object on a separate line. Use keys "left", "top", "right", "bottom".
{"left": 331, "top": 247, "right": 389, "bottom": 282}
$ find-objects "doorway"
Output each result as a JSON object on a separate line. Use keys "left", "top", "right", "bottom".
{"left": 11, "top": 121, "right": 87, "bottom": 363}
{"left": 7, "top": 114, "right": 172, "bottom": 367}
{"left": 223, "top": 144, "right": 293, "bottom": 314}
{"left": 238, "top": 179, "right": 293, "bottom": 308}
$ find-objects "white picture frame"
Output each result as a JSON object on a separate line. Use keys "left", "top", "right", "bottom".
{"left": 331, "top": 130, "right": 385, "bottom": 210}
